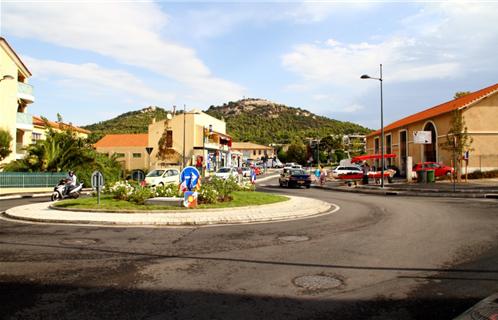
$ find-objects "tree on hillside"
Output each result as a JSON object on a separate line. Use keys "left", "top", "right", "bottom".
{"left": 441, "top": 109, "right": 473, "bottom": 182}
{"left": 286, "top": 139, "right": 307, "bottom": 165}
{"left": 0, "top": 129, "right": 13, "bottom": 161}
{"left": 454, "top": 91, "right": 471, "bottom": 99}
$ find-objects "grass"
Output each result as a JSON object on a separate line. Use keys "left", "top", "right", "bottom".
{"left": 52, "top": 191, "right": 289, "bottom": 211}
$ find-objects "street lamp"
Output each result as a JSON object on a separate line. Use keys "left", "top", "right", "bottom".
{"left": 182, "top": 105, "right": 200, "bottom": 169}
{"left": 0, "top": 75, "right": 14, "bottom": 82}
{"left": 361, "top": 64, "right": 385, "bottom": 188}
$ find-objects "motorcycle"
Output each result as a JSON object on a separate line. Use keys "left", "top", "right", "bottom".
{"left": 51, "top": 179, "right": 83, "bottom": 201}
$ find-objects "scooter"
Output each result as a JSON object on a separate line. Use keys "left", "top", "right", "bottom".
{"left": 51, "top": 179, "right": 83, "bottom": 201}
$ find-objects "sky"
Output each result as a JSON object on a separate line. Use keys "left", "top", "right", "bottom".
{"left": 1, "top": 1, "right": 497, "bottom": 130}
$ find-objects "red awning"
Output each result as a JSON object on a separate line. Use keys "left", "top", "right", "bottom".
{"left": 351, "top": 154, "right": 397, "bottom": 163}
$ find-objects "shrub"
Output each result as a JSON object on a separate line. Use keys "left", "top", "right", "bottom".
{"left": 105, "top": 181, "right": 134, "bottom": 200}
{"left": 198, "top": 183, "right": 219, "bottom": 204}
{"left": 128, "top": 186, "right": 155, "bottom": 204}
{"left": 466, "top": 169, "right": 498, "bottom": 179}
{"left": 155, "top": 183, "right": 181, "bottom": 197}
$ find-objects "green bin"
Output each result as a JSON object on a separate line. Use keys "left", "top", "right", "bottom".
{"left": 427, "top": 170, "right": 435, "bottom": 183}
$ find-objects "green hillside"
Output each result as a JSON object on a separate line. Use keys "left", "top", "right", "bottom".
{"left": 82, "top": 106, "right": 170, "bottom": 142}
{"left": 205, "top": 99, "right": 371, "bottom": 144}
{"left": 83, "top": 99, "right": 371, "bottom": 145}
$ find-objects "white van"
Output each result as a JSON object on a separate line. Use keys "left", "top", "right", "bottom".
{"left": 144, "top": 168, "right": 180, "bottom": 187}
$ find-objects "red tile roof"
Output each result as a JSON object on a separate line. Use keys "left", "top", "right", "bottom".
{"left": 33, "top": 115, "right": 91, "bottom": 134}
{"left": 94, "top": 134, "right": 148, "bottom": 148}
{"left": 367, "top": 83, "right": 498, "bottom": 137}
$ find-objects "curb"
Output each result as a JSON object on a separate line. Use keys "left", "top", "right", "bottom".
{"left": 3, "top": 196, "right": 336, "bottom": 227}
{"left": 316, "top": 185, "right": 498, "bottom": 199}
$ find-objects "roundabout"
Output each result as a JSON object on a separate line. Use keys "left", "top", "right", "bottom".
{"left": 3, "top": 195, "right": 337, "bottom": 227}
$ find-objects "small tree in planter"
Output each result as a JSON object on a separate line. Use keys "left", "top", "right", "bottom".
{"left": 442, "top": 109, "right": 473, "bottom": 182}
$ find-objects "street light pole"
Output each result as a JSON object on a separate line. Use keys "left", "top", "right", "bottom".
{"left": 183, "top": 104, "right": 186, "bottom": 169}
{"left": 361, "top": 63, "right": 385, "bottom": 188}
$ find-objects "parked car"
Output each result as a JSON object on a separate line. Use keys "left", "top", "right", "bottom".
{"left": 284, "top": 162, "right": 302, "bottom": 169}
{"left": 331, "top": 165, "right": 363, "bottom": 178}
{"left": 412, "top": 162, "right": 454, "bottom": 177}
{"left": 144, "top": 168, "right": 180, "bottom": 187}
{"left": 215, "top": 167, "right": 239, "bottom": 180}
{"left": 279, "top": 168, "right": 312, "bottom": 188}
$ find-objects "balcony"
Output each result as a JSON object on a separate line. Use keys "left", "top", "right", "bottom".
{"left": 17, "top": 82, "right": 35, "bottom": 103}
{"left": 16, "top": 112, "right": 34, "bottom": 131}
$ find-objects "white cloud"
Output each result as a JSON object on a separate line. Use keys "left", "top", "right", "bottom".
{"left": 282, "top": 2, "right": 498, "bottom": 87}
{"left": 284, "top": 2, "right": 376, "bottom": 23}
{"left": 24, "top": 56, "right": 175, "bottom": 104}
{"left": 2, "top": 1, "right": 245, "bottom": 104}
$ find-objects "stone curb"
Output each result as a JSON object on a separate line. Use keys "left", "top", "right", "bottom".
{"left": 0, "top": 190, "right": 93, "bottom": 201}
{"left": 3, "top": 195, "right": 337, "bottom": 226}
{"left": 316, "top": 185, "right": 498, "bottom": 199}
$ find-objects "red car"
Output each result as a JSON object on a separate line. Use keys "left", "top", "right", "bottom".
{"left": 412, "top": 162, "right": 454, "bottom": 177}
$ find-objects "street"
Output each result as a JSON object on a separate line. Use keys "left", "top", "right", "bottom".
{"left": 1, "top": 182, "right": 497, "bottom": 320}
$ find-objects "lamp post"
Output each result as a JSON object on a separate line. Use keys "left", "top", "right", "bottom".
{"left": 0, "top": 75, "right": 14, "bottom": 82}
{"left": 182, "top": 105, "right": 200, "bottom": 170}
{"left": 361, "top": 64, "right": 384, "bottom": 188}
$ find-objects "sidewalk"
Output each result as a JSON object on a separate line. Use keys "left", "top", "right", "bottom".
{"left": 3, "top": 195, "right": 335, "bottom": 226}
{"left": 319, "top": 178, "right": 498, "bottom": 198}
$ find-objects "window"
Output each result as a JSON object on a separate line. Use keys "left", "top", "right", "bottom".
{"left": 258, "top": 150, "right": 262, "bottom": 155}
{"left": 31, "top": 132, "right": 42, "bottom": 142}
{"left": 132, "top": 153, "right": 141, "bottom": 158}
{"left": 253, "top": 150, "right": 256, "bottom": 156}
{"left": 115, "top": 153, "right": 125, "bottom": 158}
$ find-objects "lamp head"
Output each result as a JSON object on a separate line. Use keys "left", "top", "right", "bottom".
{"left": 360, "top": 74, "right": 371, "bottom": 79}
{"left": 1, "top": 75, "right": 15, "bottom": 81}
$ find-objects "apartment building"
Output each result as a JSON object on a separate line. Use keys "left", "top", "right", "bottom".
{"left": 0, "top": 37, "right": 35, "bottom": 165}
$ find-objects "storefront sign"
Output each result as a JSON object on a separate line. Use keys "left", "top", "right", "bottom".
{"left": 413, "top": 131, "right": 432, "bottom": 144}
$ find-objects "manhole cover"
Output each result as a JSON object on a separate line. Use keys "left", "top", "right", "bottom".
{"left": 278, "top": 235, "right": 310, "bottom": 242}
{"left": 293, "top": 275, "right": 342, "bottom": 290}
{"left": 60, "top": 238, "right": 98, "bottom": 246}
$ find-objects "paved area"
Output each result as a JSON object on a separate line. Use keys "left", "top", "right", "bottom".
{"left": 3, "top": 195, "right": 334, "bottom": 226}
{"left": 320, "top": 177, "right": 498, "bottom": 198}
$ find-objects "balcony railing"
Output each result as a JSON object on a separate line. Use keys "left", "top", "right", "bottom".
{"left": 17, "top": 82, "right": 35, "bottom": 102}
{"left": 16, "top": 112, "right": 33, "bottom": 130}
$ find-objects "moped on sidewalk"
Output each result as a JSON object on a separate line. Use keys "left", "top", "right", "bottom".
{"left": 51, "top": 179, "right": 83, "bottom": 201}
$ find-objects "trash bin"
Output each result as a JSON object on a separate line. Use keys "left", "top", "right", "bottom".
{"left": 417, "top": 170, "right": 427, "bottom": 183}
{"left": 426, "top": 169, "right": 435, "bottom": 183}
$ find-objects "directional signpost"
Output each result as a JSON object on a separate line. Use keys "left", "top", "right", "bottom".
{"left": 91, "top": 170, "right": 105, "bottom": 205}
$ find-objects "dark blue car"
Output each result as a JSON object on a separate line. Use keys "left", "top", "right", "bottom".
{"left": 279, "top": 168, "right": 311, "bottom": 188}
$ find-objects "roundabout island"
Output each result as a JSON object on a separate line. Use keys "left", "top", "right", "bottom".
{"left": 3, "top": 195, "right": 336, "bottom": 227}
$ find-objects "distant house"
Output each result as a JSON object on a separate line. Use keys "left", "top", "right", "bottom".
{"left": 231, "top": 142, "right": 275, "bottom": 161}
{"left": 32, "top": 116, "right": 91, "bottom": 142}
{"left": 365, "top": 83, "right": 498, "bottom": 174}
{"left": 94, "top": 134, "right": 149, "bottom": 171}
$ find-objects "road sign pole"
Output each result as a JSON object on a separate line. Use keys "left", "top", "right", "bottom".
{"left": 97, "top": 185, "right": 100, "bottom": 205}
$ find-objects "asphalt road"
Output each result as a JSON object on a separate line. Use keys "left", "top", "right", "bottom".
{"left": 0, "top": 182, "right": 497, "bottom": 320}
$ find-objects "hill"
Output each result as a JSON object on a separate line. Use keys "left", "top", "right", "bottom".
{"left": 83, "top": 99, "right": 371, "bottom": 145}
{"left": 82, "top": 106, "right": 170, "bottom": 142}
{"left": 205, "top": 99, "right": 371, "bottom": 144}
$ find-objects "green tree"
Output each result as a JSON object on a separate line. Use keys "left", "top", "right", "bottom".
{"left": 441, "top": 109, "right": 473, "bottom": 181}
{"left": 286, "top": 139, "right": 307, "bottom": 165}
{"left": 0, "top": 129, "right": 13, "bottom": 161}
{"left": 3, "top": 126, "right": 122, "bottom": 186}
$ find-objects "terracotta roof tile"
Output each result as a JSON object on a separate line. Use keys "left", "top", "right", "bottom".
{"left": 94, "top": 134, "right": 148, "bottom": 148}
{"left": 32, "top": 115, "right": 91, "bottom": 134}
{"left": 367, "top": 83, "right": 498, "bottom": 137}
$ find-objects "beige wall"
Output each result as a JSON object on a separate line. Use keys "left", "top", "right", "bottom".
{"left": 95, "top": 146, "right": 148, "bottom": 171}
{"left": 366, "top": 93, "right": 498, "bottom": 172}
{"left": 0, "top": 39, "right": 33, "bottom": 167}
{"left": 148, "top": 111, "right": 226, "bottom": 168}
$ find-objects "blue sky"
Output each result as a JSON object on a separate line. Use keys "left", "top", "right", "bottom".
{"left": 1, "top": 1, "right": 497, "bottom": 130}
